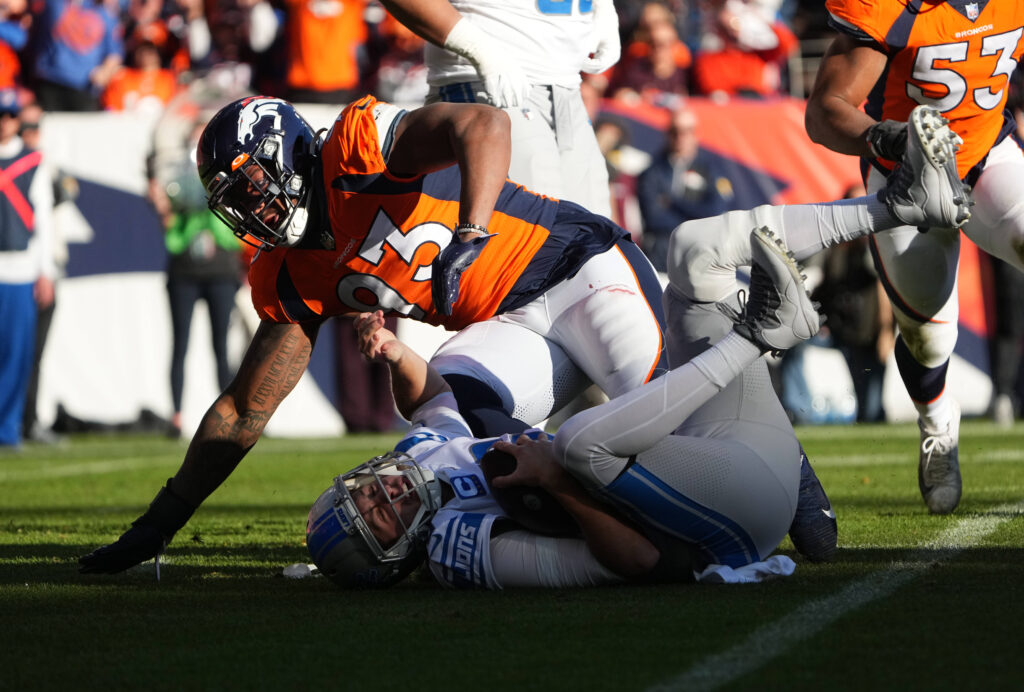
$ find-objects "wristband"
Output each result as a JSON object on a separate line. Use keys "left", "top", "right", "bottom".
{"left": 455, "top": 223, "right": 489, "bottom": 236}
{"left": 865, "top": 120, "right": 907, "bottom": 162}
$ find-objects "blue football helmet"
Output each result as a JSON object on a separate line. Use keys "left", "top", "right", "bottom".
{"left": 196, "top": 96, "right": 319, "bottom": 251}
{"left": 306, "top": 451, "right": 443, "bottom": 588}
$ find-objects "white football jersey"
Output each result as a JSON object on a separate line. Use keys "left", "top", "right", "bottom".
{"left": 394, "top": 392, "right": 554, "bottom": 588}
{"left": 426, "top": 0, "right": 595, "bottom": 87}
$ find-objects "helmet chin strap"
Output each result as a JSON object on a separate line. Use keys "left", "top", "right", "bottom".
{"left": 397, "top": 476, "right": 442, "bottom": 556}
{"left": 422, "top": 474, "right": 442, "bottom": 510}
{"left": 282, "top": 205, "right": 308, "bottom": 246}
{"left": 280, "top": 176, "right": 312, "bottom": 247}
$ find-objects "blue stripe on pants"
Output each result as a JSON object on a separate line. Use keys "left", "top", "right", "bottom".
{"left": 0, "top": 282, "right": 36, "bottom": 445}
{"left": 605, "top": 464, "right": 761, "bottom": 567}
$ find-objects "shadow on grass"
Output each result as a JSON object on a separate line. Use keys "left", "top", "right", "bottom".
{"left": 0, "top": 542, "right": 313, "bottom": 586}
{"left": 2, "top": 503, "right": 314, "bottom": 517}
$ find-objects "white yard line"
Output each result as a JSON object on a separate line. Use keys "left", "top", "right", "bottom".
{"left": 0, "top": 458, "right": 162, "bottom": 482}
{"left": 811, "top": 447, "right": 1024, "bottom": 467}
{"left": 647, "top": 500, "right": 1024, "bottom": 692}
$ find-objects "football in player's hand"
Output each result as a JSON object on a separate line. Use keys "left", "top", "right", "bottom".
{"left": 479, "top": 448, "right": 578, "bottom": 536}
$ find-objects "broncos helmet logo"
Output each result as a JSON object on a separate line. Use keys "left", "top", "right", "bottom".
{"left": 236, "top": 97, "right": 288, "bottom": 144}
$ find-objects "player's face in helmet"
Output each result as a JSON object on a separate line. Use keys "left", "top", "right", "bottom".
{"left": 349, "top": 471, "right": 424, "bottom": 547}
{"left": 197, "top": 96, "right": 318, "bottom": 251}
{"left": 305, "top": 451, "right": 443, "bottom": 587}
{"left": 219, "top": 157, "right": 295, "bottom": 230}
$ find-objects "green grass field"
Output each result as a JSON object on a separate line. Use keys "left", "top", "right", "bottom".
{"left": 2, "top": 422, "right": 1023, "bottom": 691}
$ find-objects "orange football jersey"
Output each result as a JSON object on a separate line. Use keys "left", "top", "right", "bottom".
{"left": 827, "top": 0, "right": 1024, "bottom": 176}
{"left": 249, "top": 96, "right": 624, "bottom": 331}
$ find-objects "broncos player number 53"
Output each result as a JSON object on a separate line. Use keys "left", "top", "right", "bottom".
{"left": 909, "top": 29, "right": 1023, "bottom": 111}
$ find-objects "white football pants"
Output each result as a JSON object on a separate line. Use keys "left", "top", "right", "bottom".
{"left": 866, "top": 135, "right": 1024, "bottom": 368}
{"left": 430, "top": 242, "right": 664, "bottom": 424}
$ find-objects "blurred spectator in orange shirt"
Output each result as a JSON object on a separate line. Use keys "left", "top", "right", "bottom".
{"left": 102, "top": 36, "right": 179, "bottom": 112}
{"left": 281, "top": 0, "right": 368, "bottom": 104}
{"left": 691, "top": 0, "right": 796, "bottom": 99}
{"left": 607, "top": 3, "right": 691, "bottom": 107}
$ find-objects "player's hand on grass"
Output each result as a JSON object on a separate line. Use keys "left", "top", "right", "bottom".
{"left": 431, "top": 233, "right": 494, "bottom": 316}
{"left": 78, "top": 523, "right": 167, "bottom": 574}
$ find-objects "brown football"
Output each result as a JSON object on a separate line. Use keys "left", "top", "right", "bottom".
{"left": 478, "top": 448, "right": 578, "bottom": 537}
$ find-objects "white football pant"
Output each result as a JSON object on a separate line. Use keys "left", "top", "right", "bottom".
{"left": 430, "top": 242, "right": 664, "bottom": 424}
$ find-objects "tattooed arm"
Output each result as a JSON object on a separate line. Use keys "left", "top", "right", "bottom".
{"left": 78, "top": 319, "right": 321, "bottom": 574}
{"left": 171, "top": 320, "right": 320, "bottom": 506}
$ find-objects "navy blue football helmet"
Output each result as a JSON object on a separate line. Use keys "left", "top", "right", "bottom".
{"left": 197, "top": 96, "right": 319, "bottom": 250}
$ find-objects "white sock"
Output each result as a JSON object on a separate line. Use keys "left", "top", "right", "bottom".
{"left": 777, "top": 193, "right": 897, "bottom": 262}
{"left": 554, "top": 332, "right": 763, "bottom": 465}
{"left": 689, "top": 331, "right": 764, "bottom": 390}
{"left": 917, "top": 392, "right": 956, "bottom": 433}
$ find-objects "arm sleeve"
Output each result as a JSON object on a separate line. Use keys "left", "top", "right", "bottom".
{"left": 0, "top": 21, "right": 27, "bottom": 50}
{"left": 408, "top": 392, "right": 473, "bottom": 437}
{"left": 488, "top": 529, "right": 625, "bottom": 588}
{"left": 371, "top": 101, "right": 408, "bottom": 163}
{"left": 29, "top": 159, "right": 57, "bottom": 280}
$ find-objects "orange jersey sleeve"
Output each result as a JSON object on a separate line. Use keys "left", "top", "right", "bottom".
{"left": 249, "top": 96, "right": 560, "bottom": 331}
{"left": 826, "top": 0, "right": 1024, "bottom": 176}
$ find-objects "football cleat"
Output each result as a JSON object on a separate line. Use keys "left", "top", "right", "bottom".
{"left": 918, "top": 400, "right": 962, "bottom": 514}
{"left": 880, "top": 105, "right": 972, "bottom": 230}
{"left": 788, "top": 450, "right": 838, "bottom": 562}
{"left": 78, "top": 523, "right": 167, "bottom": 574}
{"left": 733, "top": 227, "right": 821, "bottom": 354}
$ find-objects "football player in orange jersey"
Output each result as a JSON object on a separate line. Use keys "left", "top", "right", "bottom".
{"left": 78, "top": 94, "right": 673, "bottom": 574}
{"left": 805, "top": 0, "right": 1024, "bottom": 514}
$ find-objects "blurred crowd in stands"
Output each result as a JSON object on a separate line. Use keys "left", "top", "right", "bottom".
{"left": 0, "top": 0, "right": 834, "bottom": 116}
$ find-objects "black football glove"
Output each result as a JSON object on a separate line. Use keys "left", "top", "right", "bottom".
{"left": 431, "top": 233, "right": 494, "bottom": 316}
{"left": 79, "top": 480, "right": 195, "bottom": 574}
{"left": 865, "top": 119, "right": 908, "bottom": 162}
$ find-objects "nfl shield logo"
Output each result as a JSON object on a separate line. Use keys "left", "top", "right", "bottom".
{"left": 966, "top": 2, "right": 979, "bottom": 20}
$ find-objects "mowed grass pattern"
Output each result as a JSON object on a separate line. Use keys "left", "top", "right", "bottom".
{"left": 2, "top": 423, "right": 1022, "bottom": 691}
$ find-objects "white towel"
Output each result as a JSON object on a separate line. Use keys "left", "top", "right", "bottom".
{"left": 695, "top": 555, "right": 797, "bottom": 584}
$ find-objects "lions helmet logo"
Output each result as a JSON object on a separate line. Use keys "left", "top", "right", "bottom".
{"left": 236, "top": 97, "right": 287, "bottom": 144}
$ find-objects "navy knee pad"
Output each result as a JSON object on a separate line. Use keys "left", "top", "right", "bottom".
{"left": 442, "top": 374, "right": 530, "bottom": 437}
